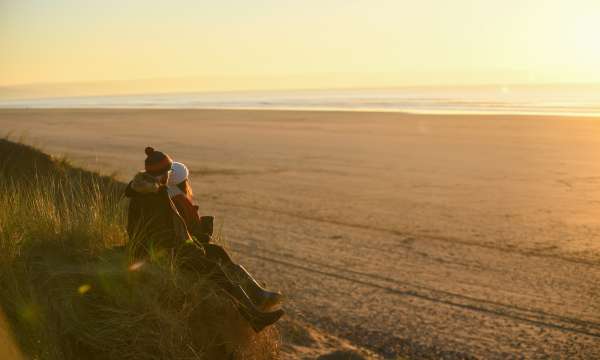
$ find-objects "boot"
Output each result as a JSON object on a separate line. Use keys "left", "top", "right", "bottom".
{"left": 203, "top": 261, "right": 284, "bottom": 332}
{"left": 202, "top": 244, "right": 283, "bottom": 310}
{"left": 228, "top": 264, "right": 283, "bottom": 311}
{"left": 224, "top": 282, "right": 284, "bottom": 332}
{"left": 237, "top": 302, "right": 284, "bottom": 333}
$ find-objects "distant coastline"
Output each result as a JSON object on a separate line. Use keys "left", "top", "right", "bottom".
{"left": 1, "top": 85, "right": 600, "bottom": 117}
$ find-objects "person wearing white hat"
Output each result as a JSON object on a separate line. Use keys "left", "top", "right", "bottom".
{"left": 167, "top": 161, "right": 283, "bottom": 312}
{"left": 168, "top": 161, "right": 189, "bottom": 189}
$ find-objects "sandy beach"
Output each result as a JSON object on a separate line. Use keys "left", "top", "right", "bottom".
{"left": 2, "top": 108, "right": 600, "bottom": 358}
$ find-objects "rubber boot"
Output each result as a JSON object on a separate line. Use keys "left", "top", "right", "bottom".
{"left": 223, "top": 281, "right": 284, "bottom": 332}
{"left": 200, "top": 259, "right": 283, "bottom": 332}
{"left": 228, "top": 264, "right": 283, "bottom": 311}
{"left": 237, "top": 299, "right": 284, "bottom": 333}
{"left": 201, "top": 244, "right": 282, "bottom": 310}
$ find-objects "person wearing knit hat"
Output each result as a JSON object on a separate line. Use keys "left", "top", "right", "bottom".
{"left": 144, "top": 146, "right": 173, "bottom": 177}
{"left": 125, "top": 147, "right": 185, "bottom": 251}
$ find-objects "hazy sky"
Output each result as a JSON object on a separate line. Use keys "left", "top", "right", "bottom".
{"left": 1, "top": 0, "right": 600, "bottom": 91}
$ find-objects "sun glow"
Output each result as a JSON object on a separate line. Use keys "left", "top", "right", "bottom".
{"left": 569, "top": 15, "right": 600, "bottom": 64}
{"left": 525, "top": 2, "right": 600, "bottom": 78}
{"left": 1, "top": 0, "right": 600, "bottom": 95}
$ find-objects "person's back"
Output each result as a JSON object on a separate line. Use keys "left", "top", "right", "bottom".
{"left": 125, "top": 171, "right": 190, "bottom": 256}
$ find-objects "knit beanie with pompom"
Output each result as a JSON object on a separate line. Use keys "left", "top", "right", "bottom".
{"left": 144, "top": 147, "right": 173, "bottom": 176}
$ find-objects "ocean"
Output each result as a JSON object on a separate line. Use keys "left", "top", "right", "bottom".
{"left": 1, "top": 84, "right": 600, "bottom": 116}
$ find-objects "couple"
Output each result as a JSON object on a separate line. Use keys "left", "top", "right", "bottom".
{"left": 125, "top": 147, "right": 283, "bottom": 332}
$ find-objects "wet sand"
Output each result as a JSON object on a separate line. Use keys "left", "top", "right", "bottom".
{"left": 2, "top": 108, "right": 600, "bottom": 358}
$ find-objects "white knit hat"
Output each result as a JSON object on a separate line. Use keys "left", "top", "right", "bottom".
{"left": 168, "top": 162, "right": 189, "bottom": 186}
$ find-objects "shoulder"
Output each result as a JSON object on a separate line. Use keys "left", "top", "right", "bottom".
{"left": 171, "top": 193, "right": 193, "bottom": 208}
{"left": 171, "top": 192, "right": 199, "bottom": 213}
{"left": 126, "top": 172, "right": 160, "bottom": 197}
{"left": 168, "top": 187, "right": 196, "bottom": 206}
{"left": 167, "top": 185, "right": 184, "bottom": 199}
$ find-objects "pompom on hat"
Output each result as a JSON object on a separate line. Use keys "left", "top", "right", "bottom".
{"left": 168, "top": 162, "right": 189, "bottom": 186}
{"left": 144, "top": 147, "right": 173, "bottom": 176}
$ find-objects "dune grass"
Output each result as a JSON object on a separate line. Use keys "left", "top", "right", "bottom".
{"left": 0, "top": 138, "right": 279, "bottom": 360}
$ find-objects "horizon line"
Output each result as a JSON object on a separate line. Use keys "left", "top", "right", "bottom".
{"left": 2, "top": 80, "right": 600, "bottom": 102}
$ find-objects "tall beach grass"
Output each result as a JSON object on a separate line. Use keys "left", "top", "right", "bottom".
{"left": 0, "top": 139, "right": 279, "bottom": 360}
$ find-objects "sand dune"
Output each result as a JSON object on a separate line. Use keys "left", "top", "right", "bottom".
{"left": 2, "top": 109, "right": 600, "bottom": 358}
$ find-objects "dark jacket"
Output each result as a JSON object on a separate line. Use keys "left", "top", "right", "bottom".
{"left": 125, "top": 172, "right": 192, "bottom": 256}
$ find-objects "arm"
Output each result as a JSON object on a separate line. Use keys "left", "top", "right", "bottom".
{"left": 171, "top": 194, "right": 213, "bottom": 243}
{"left": 171, "top": 194, "right": 201, "bottom": 229}
{"left": 124, "top": 181, "right": 136, "bottom": 197}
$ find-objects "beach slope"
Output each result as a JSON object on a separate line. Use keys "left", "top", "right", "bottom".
{"left": 2, "top": 109, "right": 600, "bottom": 358}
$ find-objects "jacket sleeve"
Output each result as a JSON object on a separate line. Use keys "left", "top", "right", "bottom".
{"left": 126, "top": 192, "right": 141, "bottom": 242}
{"left": 171, "top": 194, "right": 201, "bottom": 230}
{"left": 124, "top": 181, "right": 137, "bottom": 198}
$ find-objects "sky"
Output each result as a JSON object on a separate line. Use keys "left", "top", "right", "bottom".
{"left": 1, "top": 0, "right": 600, "bottom": 96}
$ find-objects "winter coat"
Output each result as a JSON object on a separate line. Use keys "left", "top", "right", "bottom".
{"left": 168, "top": 186, "right": 200, "bottom": 229}
{"left": 167, "top": 186, "right": 211, "bottom": 242}
{"left": 125, "top": 172, "right": 192, "bottom": 257}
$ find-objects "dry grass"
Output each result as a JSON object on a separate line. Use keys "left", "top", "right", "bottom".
{"left": 0, "top": 138, "right": 279, "bottom": 360}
